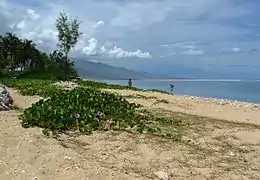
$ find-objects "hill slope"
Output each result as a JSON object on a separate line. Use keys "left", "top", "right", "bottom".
{"left": 73, "top": 58, "right": 156, "bottom": 80}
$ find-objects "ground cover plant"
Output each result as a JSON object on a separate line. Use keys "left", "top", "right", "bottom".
{"left": 0, "top": 79, "right": 182, "bottom": 140}
{"left": 78, "top": 79, "right": 171, "bottom": 94}
{"left": 0, "top": 78, "right": 60, "bottom": 97}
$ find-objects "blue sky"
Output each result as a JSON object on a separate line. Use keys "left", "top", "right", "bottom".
{"left": 0, "top": 0, "right": 260, "bottom": 78}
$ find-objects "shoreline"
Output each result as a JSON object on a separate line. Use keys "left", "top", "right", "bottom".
{"left": 101, "top": 79, "right": 260, "bottom": 104}
{"left": 1, "top": 79, "right": 260, "bottom": 179}
{"left": 104, "top": 88, "right": 260, "bottom": 125}
{"left": 178, "top": 94, "right": 260, "bottom": 109}
{"left": 70, "top": 79, "right": 260, "bottom": 109}
{"left": 3, "top": 79, "right": 260, "bottom": 125}
{"left": 108, "top": 88, "right": 260, "bottom": 110}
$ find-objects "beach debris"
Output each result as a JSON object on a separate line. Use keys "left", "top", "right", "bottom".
{"left": 230, "top": 152, "right": 235, "bottom": 156}
{"left": 0, "top": 84, "right": 14, "bottom": 111}
{"left": 64, "top": 156, "right": 72, "bottom": 160}
{"left": 184, "top": 95, "right": 260, "bottom": 110}
{"left": 53, "top": 81, "right": 78, "bottom": 90}
{"left": 154, "top": 171, "right": 170, "bottom": 180}
{"left": 181, "top": 136, "right": 199, "bottom": 146}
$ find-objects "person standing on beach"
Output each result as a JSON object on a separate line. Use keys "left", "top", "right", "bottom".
{"left": 128, "top": 78, "right": 132, "bottom": 88}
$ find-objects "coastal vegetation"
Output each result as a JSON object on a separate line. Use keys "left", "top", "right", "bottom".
{"left": 0, "top": 12, "right": 80, "bottom": 80}
{"left": 0, "top": 11, "right": 180, "bottom": 140}
{"left": 0, "top": 78, "right": 182, "bottom": 140}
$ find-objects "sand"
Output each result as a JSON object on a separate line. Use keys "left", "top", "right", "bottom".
{"left": 1, "top": 88, "right": 260, "bottom": 179}
{"left": 104, "top": 89, "right": 260, "bottom": 125}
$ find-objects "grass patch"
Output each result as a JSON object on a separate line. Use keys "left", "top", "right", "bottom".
{"left": 78, "top": 79, "right": 171, "bottom": 94}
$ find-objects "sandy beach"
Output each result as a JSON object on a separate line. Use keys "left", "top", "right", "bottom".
{"left": 104, "top": 89, "right": 260, "bottom": 125}
{"left": 1, "top": 87, "right": 260, "bottom": 179}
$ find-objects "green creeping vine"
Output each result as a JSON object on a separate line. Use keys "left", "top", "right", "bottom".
{"left": 0, "top": 79, "right": 181, "bottom": 140}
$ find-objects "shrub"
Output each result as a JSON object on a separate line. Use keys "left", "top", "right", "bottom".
{"left": 16, "top": 69, "right": 62, "bottom": 80}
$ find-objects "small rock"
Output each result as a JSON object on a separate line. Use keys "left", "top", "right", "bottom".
{"left": 182, "top": 136, "right": 199, "bottom": 146}
{"left": 0, "top": 84, "right": 14, "bottom": 111}
{"left": 64, "top": 156, "right": 72, "bottom": 160}
{"left": 230, "top": 152, "right": 235, "bottom": 156}
{"left": 154, "top": 171, "right": 170, "bottom": 180}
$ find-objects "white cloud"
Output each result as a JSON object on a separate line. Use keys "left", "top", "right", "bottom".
{"left": 16, "top": 20, "right": 25, "bottom": 29}
{"left": 81, "top": 37, "right": 151, "bottom": 58}
{"left": 93, "top": 20, "right": 104, "bottom": 29}
{"left": 232, "top": 48, "right": 241, "bottom": 52}
{"left": 180, "top": 42, "right": 204, "bottom": 55}
{"left": 158, "top": 44, "right": 169, "bottom": 47}
{"left": 0, "top": 5, "right": 151, "bottom": 59}
{"left": 107, "top": 47, "right": 151, "bottom": 58}
{"left": 82, "top": 38, "right": 98, "bottom": 55}
{"left": 27, "top": 9, "right": 40, "bottom": 20}
{"left": 96, "top": 21, "right": 104, "bottom": 26}
{"left": 182, "top": 49, "right": 204, "bottom": 55}
{"left": 0, "top": 0, "right": 259, "bottom": 68}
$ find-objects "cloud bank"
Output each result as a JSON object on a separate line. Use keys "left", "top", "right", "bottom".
{"left": 0, "top": 1, "right": 152, "bottom": 59}
{"left": 0, "top": 0, "right": 260, "bottom": 76}
{"left": 81, "top": 38, "right": 151, "bottom": 58}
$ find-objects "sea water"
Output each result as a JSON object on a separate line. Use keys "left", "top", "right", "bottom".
{"left": 103, "top": 79, "right": 260, "bottom": 103}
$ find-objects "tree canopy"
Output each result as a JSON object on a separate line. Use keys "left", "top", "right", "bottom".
{"left": 0, "top": 11, "right": 80, "bottom": 80}
{"left": 56, "top": 11, "right": 82, "bottom": 59}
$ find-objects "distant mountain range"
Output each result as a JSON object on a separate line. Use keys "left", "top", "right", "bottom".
{"left": 72, "top": 57, "right": 258, "bottom": 80}
{"left": 73, "top": 58, "right": 170, "bottom": 80}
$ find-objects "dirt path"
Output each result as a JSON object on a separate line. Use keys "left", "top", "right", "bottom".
{"left": 1, "top": 89, "right": 260, "bottom": 179}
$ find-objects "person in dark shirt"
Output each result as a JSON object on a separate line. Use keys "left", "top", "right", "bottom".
{"left": 128, "top": 78, "right": 132, "bottom": 88}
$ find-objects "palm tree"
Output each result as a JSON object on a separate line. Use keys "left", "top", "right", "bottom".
{"left": 20, "top": 39, "right": 39, "bottom": 70}
{"left": 1, "top": 31, "right": 78, "bottom": 79}
{"left": 5, "top": 32, "right": 21, "bottom": 71}
{"left": 0, "top": 36, "right": 7, "bottom": 70}
{"left": 0, "top": 35, "right": 10, "bottom": 60}
{"left": 0, "top": 35, "right": 4, "bottom": 60}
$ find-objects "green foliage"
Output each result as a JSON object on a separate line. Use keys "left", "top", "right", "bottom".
{"left": 15, "top": 69, "right": 60, "bottom": 80}
{"left": 21, "top": 87, "right": 148, "bottom": 134}
{"left": 56, "top": 11, "right": 82, "bottom": 58}
{"left": 78, "top": 79, "right": 140, "bottom": 90}
{"left": 0, "top": 11, "right": 80, "bottom": 81}
{"left": 0, "top": 79, "right": 59, "bottom": 97}
{"left": 0, "top": 32, "right": 78, "bottom": 80}
{"left": 0, "top": 79, "right": 180, "bottom": 140}
{"left": 0, "top": 57, "right": 8, "bottom": 70}
{"left": 78, "top": 80, "right": 171, "bottom": 94}
{"left": 54, "top": 11, "right": 81, "bottom": 79}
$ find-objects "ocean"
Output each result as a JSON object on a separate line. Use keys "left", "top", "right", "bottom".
{"left": 103, "top": 79, "right": 260, "bottom": 104}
